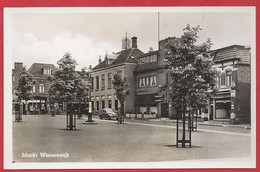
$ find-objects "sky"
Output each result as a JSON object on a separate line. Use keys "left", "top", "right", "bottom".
{"left": 9, "top": 8, "right": 254, "bottom": 70}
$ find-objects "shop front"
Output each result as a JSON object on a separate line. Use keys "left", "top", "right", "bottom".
{"left": 136, "top": 93, "right": 158, "bottom": 115}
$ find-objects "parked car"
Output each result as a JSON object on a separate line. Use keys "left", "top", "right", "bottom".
{"left": 99, "top": 108, "right": 118, "bottom": 120}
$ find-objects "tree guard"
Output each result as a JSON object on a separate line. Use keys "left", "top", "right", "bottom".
{"left": 66, "top": 103, "right": 77, "bottom": 130}
{"left": 176, "top": 111, "right": 192, "bottom": 148}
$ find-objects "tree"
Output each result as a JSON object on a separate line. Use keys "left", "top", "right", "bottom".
{"left": 49, "top": 52, "right": 86, "bottom": 129}
{"left": 15, "top": 67, "right": 34, "bottom": 116}
{"left": 75, "top": 68, "right": 90, "bottom": 119}
{"left": 112, "top": 72, "right": 130, "bottom": 124}
{"left": 162, "top": 25, "right": 218, "bottom": 147}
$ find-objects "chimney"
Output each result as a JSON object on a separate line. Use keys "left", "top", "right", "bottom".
{"left": 98, "top": 55, "right": 102, "bottom": 64}
{"left": 132, "top": 36, "right": 137, "bottom": 48}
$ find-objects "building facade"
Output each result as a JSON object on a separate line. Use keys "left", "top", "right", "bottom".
{"left": 90, "top": 37, "right": 144, "bottom": 114}
{"left": 207, "top": 45, "right": 251, "bottom": 123}
{"left": 12, "top": 62, "right": 57, "bottom": 114}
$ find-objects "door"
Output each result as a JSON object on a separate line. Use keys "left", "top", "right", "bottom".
{"left": 161, "top": 103, "right": 169, "bottom": 118}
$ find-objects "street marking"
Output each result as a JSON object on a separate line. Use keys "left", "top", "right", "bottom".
{"left": 94, "top": 118, "right": 251, "bottom": 137}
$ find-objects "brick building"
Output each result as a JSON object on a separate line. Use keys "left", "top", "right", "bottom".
{"left": 12, "top": 62, "right": 57, "bottom": 114}
{"left": 27, "top": 63, "right": 56, "bottom": 114}
{"left": 134, "top": 38, "right": 175, "bottom": 118}
{"left": 207, "top": 45, "right": 251, "bottom": 123}
{"left": 90, "top": 36, "right": 144, "bottom": 114}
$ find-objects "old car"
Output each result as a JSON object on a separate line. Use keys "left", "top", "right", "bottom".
{"left": 99, "top": 108, "right": 118, "bottom": 120}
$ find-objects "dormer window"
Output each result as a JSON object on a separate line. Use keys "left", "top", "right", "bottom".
{"left": 43, "top": 68, "right": 51, "bottom": 75}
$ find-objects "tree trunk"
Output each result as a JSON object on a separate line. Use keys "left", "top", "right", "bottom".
{"left": 69, "top": 103, "right": 73, "bottom": 130}
{"left": 182, "top": 112, "right": 186, "bottom": 147}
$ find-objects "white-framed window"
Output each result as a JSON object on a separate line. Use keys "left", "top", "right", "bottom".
{"left": 146, "top": 77, "right": 150, "bottom": 86}
{"left": 44, "top": 68, "right": 52, "bottom": 75}
{"left": 108, "top": 73, "right": 112, "bottom": 89}
{"left": 39, "top": 84, "right": 44, "bottom": 93}
{"left": 33, "top": 85, "right": 36, "bottom": 93}
{"left": 226, "top": 70, "right": 232, "bottom": 87}
{"left": 150, "top": 76, "right": 157, "bottom": 86}
{"left": 101, "top": 74, "right": 105, "bottom": 90}
{"left": 220, "top": 72, "right": 226, "bottom": 87}
{"left": 138, "top": 75, "right": 157, "bottom": 87}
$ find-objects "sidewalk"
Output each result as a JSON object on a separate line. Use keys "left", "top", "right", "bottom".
{"left": 133, "top": 117, "right": 252, "bottom": 129}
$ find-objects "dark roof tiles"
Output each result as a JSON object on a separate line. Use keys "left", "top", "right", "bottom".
{"left": 93, "top": 48, "right": 144, "bottom": 70}
{"left": 28, "top": 63, "right": 56, "bottom": 76}
{"left": 212, "top": 45, "right": 250, "bottom": 65}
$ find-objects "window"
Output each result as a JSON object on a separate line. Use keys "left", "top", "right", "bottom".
{"left": 108, "top": 95, "right": 112, "bottom": 108}
{"left": 218, "top": 76, "right": 221, "bottom": 88}
{"left": 138, "top": 78, "right": 145, "bottom": 87}
{"left": 102, "top": 100, "right": 105, "bottom": 109}
{"left": 146, "top": 77, "right": 150, "bottom": 86}
{"left": 44, "top": 68, "right": 52, "bottom": 75}
{"left": 96, "top": 76, "right": 99, "bottom": 90}
{"left": 96, "top": 101, "right": 99, "bottom": 111}
{"left": 150, "top": 76, "right": 157, "bottom": 86}
{"left": 139, "top": 75, "right": 156, "bottom": 87}
{"left": 226, "top": 70, "right": 232, "bottom": 87}
{"left": 12, "top": 75, "right": 15, "bottom": 82}
{"left": 151, "top": 54, "right": 157, "bottom": 62}
{"left": 138, "top": 54, "right": 157, "bottom": 64}
{"left": 39, "top": 84, "right": 44, "bottom": 93}
{"left": 220, "top": 72, "right": 226, "bottom": 86}
{"left": 91, "top": 77, "right": 94, "bottom": 91}
{"left": 108, "top": 73, "right": 112, "bottom": 89}
{"left": 33, "top": 85, "right": 36, "bottom": 93}
{"left": 101, "top": 74, "right": 105, "bottom": 90}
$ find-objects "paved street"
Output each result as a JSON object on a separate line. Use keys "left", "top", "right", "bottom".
{"left": 12, "top": 114, "right": 251, "bottom": 163}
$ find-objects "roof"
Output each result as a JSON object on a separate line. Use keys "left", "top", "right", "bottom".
{"left": 137, "top": 50, "right": 158, "bottom": 59}
{"left": 28, "top": 63, "right": 56, "bottom": 76}
{"left": 134, "top": 61, "right": 161, "bottom": 74}
{"left": 211, "top": 45, "right": 250, "bottom": 64}
{"left": 93, "top": 48, "right": 144, "bottom": 70}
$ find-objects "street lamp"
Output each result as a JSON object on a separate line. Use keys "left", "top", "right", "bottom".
{"left": 84, "top": 65, "right": 96, "bottom": 124}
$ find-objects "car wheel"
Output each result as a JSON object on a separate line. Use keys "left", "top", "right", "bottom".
{"left": 99, "top": 116, "right": 103, "bottom": 119}
{"left": 107, "top": 116, "right": 111, "bottom": 120}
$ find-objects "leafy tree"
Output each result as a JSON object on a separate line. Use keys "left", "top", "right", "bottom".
{"left": 49, "top": 52, "right": 87, "bottom": 129}
{"left": 14, "top": 67, "right": 34, "bottom": 115}
{"left": 112, "top": 72, "right": 130, "bottom": 124}
{"left": 75, "top": 68, "right": 90, "bottom": 119}
{"left": 162, "top": 25, "right": 218, "bottom": 147}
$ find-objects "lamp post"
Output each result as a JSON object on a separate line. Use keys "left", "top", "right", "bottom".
{"left": 84, "top": 65, "right": 96, "bottom": 124}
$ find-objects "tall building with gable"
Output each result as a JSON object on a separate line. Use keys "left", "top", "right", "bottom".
{"left": 90, "top": 36, "right": 144, "bottom": 114}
